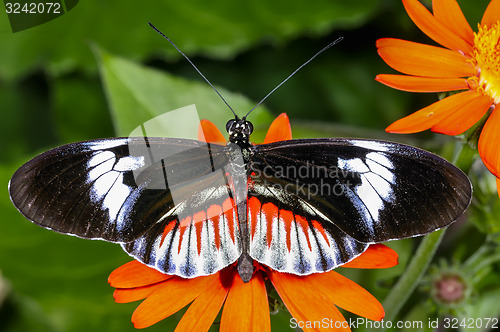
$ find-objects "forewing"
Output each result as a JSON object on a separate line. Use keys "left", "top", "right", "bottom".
{"left": 9, "top": 137, "right": 230, "bottom": 243}
{"left": 250, "top": 138, "right": 471, "bottom": 244}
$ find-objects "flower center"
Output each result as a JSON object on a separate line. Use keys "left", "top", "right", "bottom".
{"left": 434, "top": 275, "right": 466, "bottom": 303}
{"left": 473, "top": 22, "right": 500, "bottom": 104}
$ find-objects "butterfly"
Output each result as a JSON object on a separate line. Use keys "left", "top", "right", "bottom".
{"left": 9, "top": 111, "right": 471, "bottom": 283}
{"left": 8, "top": 25, "right": 472, "bottom": 283}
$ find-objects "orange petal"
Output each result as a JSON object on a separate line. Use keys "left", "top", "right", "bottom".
{"left": 402, "top": 0, "right": 473, "bottom": 54}
{"left": 198, "top": 119, "right": 226, "bottom": 143}
{"left": 302, "top": 270, "right": 384, "bottom": 321}
{"left": 263, "top": 113, "right": 292, "bottom": 143}
{"left": 108, "top": 261, "right": 173, "bottom": 288}
{"left": 432, "top": 0, "right": 474, "bottom": 43}
{"left": 175, "top": 270, "right": 233, "bottom": 332}
{"left": 375, "top": 74, "right": 468, "bottom": 92}
{"left": 220, "top": 271, "right": 270, "bottom": 332}
{"left": 386, "top": 91, "right": 479, "bottom": 133}
{"left": 431, "top": 93, "right": 492, "bottom": 135}
{"left": 113, "top": 284, "right": 159, "bottom": 303}
{"left": 342, "top": 244, "right": 398, "bottom": 269}
{"left": 132, "top": 274, "right": 218, "bottom": 329}
{"left": 481, "top": 0, "right": 500, "bottom": 28}
{"left": 479, "top": 108, "right": 500, "bottom": 177}
{"left": 268, "top": 270, "right": 351, "bottom": 332}
{"left": 376, "top": 38, "right": 474, "bottom": 78}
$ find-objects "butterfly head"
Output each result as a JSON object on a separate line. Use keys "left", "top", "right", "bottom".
{"left": 226, "top": 117, "right": 253, "bottom": 145}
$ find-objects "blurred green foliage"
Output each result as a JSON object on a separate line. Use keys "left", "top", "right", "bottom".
{"left": 0, "top": 0, "right": 498, "bottom": 331}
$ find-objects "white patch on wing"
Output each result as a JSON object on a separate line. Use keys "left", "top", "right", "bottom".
{"left": 87, "top": 158, "right": 115, "bottom": 183}
{"left": 87, "top": 151, "right": 115, "bottom": 168}
{"left": 356, "top": 173, "right": 385, "bottom": 220}
{"left": 366, "top": 155, "right": 395, "bottom": 185}
{"left": 114, "top": 155, "right": 145, "bottom": 171}
{"left": 363, "top": 172, "right": 393, "bottom": 202}
{"left": 88, "top": 139, "right": 128, "bottom": 150}
{"left": 103, "top": 174, "right": 132, "bottom": 227}
{"left": 367, "top": 151, "right": 394, "bottom": 169}
{"left": 350, "top": 140, "right": 389, "bottom": 152}
{"left": 338, "top": 158, "right": 370, "bottom": 173}
{"left": 89, "top": 170, "right": 118, "bottom": 200}
{"left": 338, "top": 154, "right": 394, "bottom": 218}
{"left": 264, "top": 214, "right": 287, "bottom": 270}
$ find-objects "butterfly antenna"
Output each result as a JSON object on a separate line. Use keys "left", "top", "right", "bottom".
{"left": 243, "top": 37, "right": 343, "bottom": 119}
{"left": 149, "top": 23, "right": 238, "bottom": 119}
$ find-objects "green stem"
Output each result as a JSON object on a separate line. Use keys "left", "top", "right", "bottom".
{"left": 380, "top": 229, "right": 446, "bottom": 328}
{"left": 377, "top": 141, "right": 474, "bottom": 330}
{"left": 463, "top": 240, "right": 492, "bottom": 271}
{"left": 464, "top": 239, "right": 500, "bottom": 275}
{"left": 470, "top": 252, "right": 500, "bottom": 275}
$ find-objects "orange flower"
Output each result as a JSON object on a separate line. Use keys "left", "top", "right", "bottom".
{"left": 108, "top": 114, "right": 399, "bottom": 331}
{"left": 109, "top": 244, "right": 397, "bottom": 331}
{"left": 376, "top": 0, "right": 500, "bottom": 191}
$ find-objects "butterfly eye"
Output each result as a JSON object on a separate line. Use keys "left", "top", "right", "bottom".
{"left": 226, "top": 119, "right": 236, "bottom": 133}
{"left": 244, "top": 121, "right": 253, "bottom": 136}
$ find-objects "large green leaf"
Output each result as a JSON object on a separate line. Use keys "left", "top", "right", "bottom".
{"left": 96, "top": 47, "right": 274, "bottom": 138}
{"left": 0, "top": 0, "right": 382, "bottom": 81}
{"left": 52, "top": 75, "right": 113, "bottom": 142}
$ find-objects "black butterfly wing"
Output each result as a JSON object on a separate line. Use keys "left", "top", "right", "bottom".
{"left": 247, "top": 138, "right": 471, "bottom": 274}
{"left": 9, "top": 137, "right": 230, "bottom": 241}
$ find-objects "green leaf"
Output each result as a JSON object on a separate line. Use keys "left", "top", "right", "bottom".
{"left": 0, "top": 80, "right": 58, "bottom": 163}
{"left": 96, "top": 46, "right": 273, "bottom": 137}
{"left": 52, "top": 75, "right": 114, "bottom": 142}
{"left": 0, "top": 0, "right": 382, "bottom": 81}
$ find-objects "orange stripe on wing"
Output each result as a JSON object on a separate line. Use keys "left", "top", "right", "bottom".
{"left": 248, "top": 197, "right": 261, "bottom": 241}
{"left": 192, "top": 211, "right": 207, "bottom": 255}
{"left": 160, "top": 221, "right": 176, "bottom": 248}
{"left": 207, "top": 204, "right": 223, "bottom": 250}
{"left": 261, "top": 202, "right": 278, "bottom": 248}
{"left": 311, "top": 220, "right": 331, "bottom": 246}
{"left": 222, "top": 197, "right": 237, "bottom": 244}
{"left": 294, "top": 214, "right": 313, "bottom": 251}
